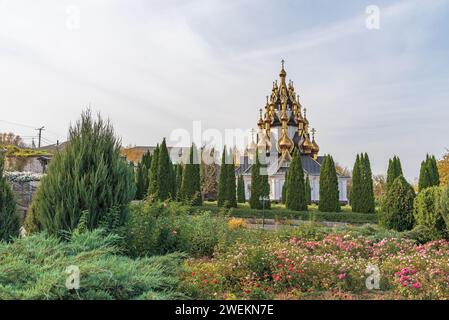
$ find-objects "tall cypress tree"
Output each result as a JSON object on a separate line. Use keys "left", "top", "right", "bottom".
{"left": 418, "top": 160, "right": 432, "bottom": 191}
{"left": 319, "top": 155, "right": 340, "bottom": 212}
{"left": 429, "top": 155, "right": 440, "bottom": 186}
{"left": 250, "top": 150, "right": 262, "bottom": 209}
{"left": 286, "top": 150, "right": 307, "bottom": 211}
{"left": 0, "top": 154, "right": 19, "bottom": 241}
{"left": 175, "top": 164, "right": 183, "bottom": 200}
{"left": 226, "top": 149, "right": 237, "bottom": 208}
{"left": 147, "top": 145, "right": 160, "bottom": 200}
{"left": 282, "top": 169, "right": 288, "bottom": 204}
{"left": 180, "top": 144, "right": 202, "bottom": 206}
{"left": 217, "top": 147, "right": 228, "bottom": 207}
{"left": 351, "top": 153, "right": 375, "bottom": 213}
{"left": 135, "top": 151, "right": 152, "bottom": 200}
{"left": 386, "top": 156, "right": 403, "bottom": 193}
{"left": 351, "top": 154, "right": 362, "bottom": 212}
{"left": 237, "top": 175, "right": 246, "bottom": 203}
{"left": 157, "top": 138, "right": 172, "bottom": 201}
{"left": 305, "top": 175, "right": 312, "bottom": 205}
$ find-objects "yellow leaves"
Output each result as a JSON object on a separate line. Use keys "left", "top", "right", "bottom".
{"left": 437, "top": 152, "right": 449, "bottom": 186}
{"left": 228, "top": 218, "right": 247, "bottom": 230}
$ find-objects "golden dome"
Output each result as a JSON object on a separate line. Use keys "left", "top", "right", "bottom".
{"left": 257, "top": 109, "right": 264, "bottom": 128}
{"left": 311, "top": 128, "right": 319, "bottom": 153}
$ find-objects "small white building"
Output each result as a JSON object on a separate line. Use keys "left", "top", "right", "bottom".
{"left": 237, "top": 61, "right": 349, "bottom": 203}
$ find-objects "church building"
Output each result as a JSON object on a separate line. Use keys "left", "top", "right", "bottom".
{"left": 238, "top": 61, "right": 349, "bottom": 203}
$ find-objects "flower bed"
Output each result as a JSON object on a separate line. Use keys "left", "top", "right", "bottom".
{"left": 182, "top": 230, "right": 449, "bottom": 300}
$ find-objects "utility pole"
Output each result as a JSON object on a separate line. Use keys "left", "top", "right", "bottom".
{"left": 36, "top": 126, "right": 45, "bottom": 148}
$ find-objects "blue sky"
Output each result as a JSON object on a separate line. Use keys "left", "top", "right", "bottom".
{"left": 0, "top": 0, "right": 448, "bottom": 181}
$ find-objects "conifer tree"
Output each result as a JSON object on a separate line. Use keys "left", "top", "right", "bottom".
{"left": 319, "top": 155, "right": 340, "bottom": 212}
{"left": 135, "top": 151, "right": 152, "bottom": 200}
{"left": 429, "top": 155, "right": 440, "bottom": 186}
{"left": 217, "top": 147, "right": 228, "bottom": 207}
{"left": 250, "top": 150, "right": 262, "bottom": 209}
{"left": 282, "top": 170, "right": 288, "bottom": 204}
{"left": 351, "top": 154, "right": 362, "bottom": 212}
{"left": 147, "top": 145, "right": 160, "bottom": 200}
{"left": 26, "top": 111, "right": 135, "bottom": 235}
{"left": 226, "top": 151, "right": 237, "bottom": 208}
{"left": 305, "top": 175, "right": 312, "bottom": 205}
{"left": 0, "top": 155, "right": 19, "bottom": 241}
{"left": 386, "top": 156, "right": 403, "bottom": 192}
{"left": 418, "top": 160, "right": 432, "bottom": 192}
{"left": 157, "top": 138, "right": 173, "bottom": 201}
{"left": 286, "top": 150, "right": 307, "bottom": 211}
{"left": 361, "top": 153, "right": 375, "bottom": 213}
{"left": 175, "top": 164, "right": 183, "bottom": 200}
{"left": 180, "top": 144, "right": 202, "bottom": 206}
{"left": 380, "top": 175, "right": 415, "bottom": 231}
{"left": 237, "top": 175, "right": 246, "bottom": 203}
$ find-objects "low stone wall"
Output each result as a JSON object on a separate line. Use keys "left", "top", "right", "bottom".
{"left": 4, "top": 172, "right": 43, "bottom": 221}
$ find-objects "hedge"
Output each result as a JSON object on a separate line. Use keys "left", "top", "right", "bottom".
{"left": 189, "top": 205, "right": 378, "bottom": 225}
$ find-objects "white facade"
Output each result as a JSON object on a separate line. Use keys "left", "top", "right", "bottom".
{"left": 242, "top": 170, "right": 349, "bottom": 204}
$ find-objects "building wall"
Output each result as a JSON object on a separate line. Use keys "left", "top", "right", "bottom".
{"left": 243, "top": 172, "right": 349, "bottom": 204}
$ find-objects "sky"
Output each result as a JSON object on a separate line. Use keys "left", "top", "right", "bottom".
{"left": 0, "top": 0, "right": 449, "bottom": 181}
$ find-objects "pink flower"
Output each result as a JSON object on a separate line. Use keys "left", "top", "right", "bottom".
{"left": 412, "top": 282, "right": 421, "bottom": 289}
{"left": 338, "top": 273, "right": 346, "bottom": 280}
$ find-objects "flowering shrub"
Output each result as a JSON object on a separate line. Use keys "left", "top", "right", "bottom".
{"left": 183, "top": 226, "right": 449, "bottom": 300}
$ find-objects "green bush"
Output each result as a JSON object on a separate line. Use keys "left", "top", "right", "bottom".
{"left": 0, "top": 155, "right": 19, "bottom": 241}
{"left": 439, "top": 183, "right": 449, "bottom": 233}
{"left": 26, "top": 111, "right": 135, "bottom": 235}
{"left": 0, "top": 229, "right": 185, "bottom": 299}
{"left": 402, "top": 225, "right": 441, "bottom": 244}
{"left": 318, "top": 155, "right": 341, "bottom": 213}
{"left": 413, "top": 186, "right": 446, "bottom": 237}
{"left": 124, "top": 202, "right": 230, "bottom": 258}
{"left": 379, "top": 176, "right": 415, "bottom": 231}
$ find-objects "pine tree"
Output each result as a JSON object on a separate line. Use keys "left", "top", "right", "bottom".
{"left": 147, "top": 145, "right": 160, "bottom": 200}
{"left": 286, "top": 150, "right": 307, "bottom": 211}
{"left": 157, "top": 138, "right": 173, "bottom": 201}
{"left": 319, "top": 155, "right": 340, "bottom": 212}
{"left": 180, "top": 144, "right": 202, "bottom": 206}
{"left": 380, "top": 175, "right": 415, "bottom": 231}
{"left": 305, "top": 175, "right": 312, "bottom": 205}
{"left": 0, "top": 155, "right": 19, "bottom": 241}
{"left": 237, "top": 175, "right": 246, "bottom": 203}
{"left": 25, "top": 111, "right": 136, "bottom": 235}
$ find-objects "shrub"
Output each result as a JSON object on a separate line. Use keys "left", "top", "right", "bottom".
{"left": 124, "top": 202, "right": 229, "bottom": 258}
{"left": 413, "top": 186, "right": 445, "bottom": 237}
{"left": 26, "top": 111, "right": 135, "bottom": 235}
{"left": 0, "top": 155, "right": 19, "bottom": 241}
{"left": 0, "top": 229, "right": 185, "bottom": 299}
{"left": 379, "top": 176, "right": 415, "bottom": 231}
